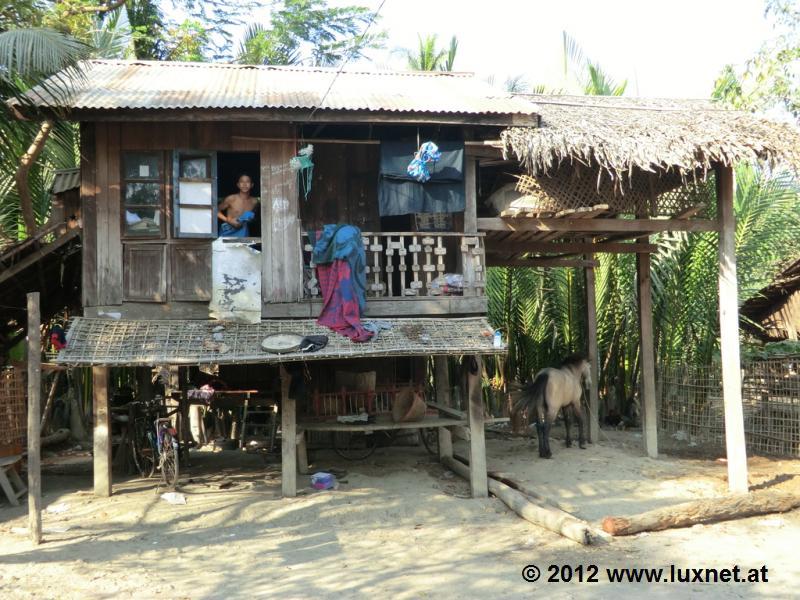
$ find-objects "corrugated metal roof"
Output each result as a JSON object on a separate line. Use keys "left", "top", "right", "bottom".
{"left": 50, "top": 168, "right": 80, "bottom": 194}
{"left": 23, "top": 60, "right": 539, "bottom": 117}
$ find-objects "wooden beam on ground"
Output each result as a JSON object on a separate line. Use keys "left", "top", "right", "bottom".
{"left": 485, "top": 241, "right": 656, "bottom": 255}
{"left": 92, "top": 366, "right": 111, "bottom": 497}
{"left": 280, "top": 365, "right": 297, "bottom": 497}
{"left": 477, "top": 217, "right": 719, "bottom": 234}
{"left": 466, "top": 356, "right": 488, "bottom": 498}
{"left": 441, "top": 456, "right": 604, "bottom": 545}
{"left": 637, "top": 252, "right": 658, "bottom": 458}
{"left": 26, "top": 292, "right": 42, "bottom": 545}
{"left": 487, "top": 258, "right": 598, "bottom": 269}
{"left": 584, "top": 256, "right": 600, "bottom": 443}
{"left": 717, "top": 165, "right": 749, "bottom": 494}
{"left": 602, "top": 490, "right": 800, "bottom": 536}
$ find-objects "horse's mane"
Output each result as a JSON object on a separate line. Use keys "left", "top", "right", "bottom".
{"left": 560, "top": 353, "right": 587, "bottom": 368}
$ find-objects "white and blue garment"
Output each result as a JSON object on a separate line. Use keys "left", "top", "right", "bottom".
{"left": 407, "top": 141, "right": 442, "bottom": 183}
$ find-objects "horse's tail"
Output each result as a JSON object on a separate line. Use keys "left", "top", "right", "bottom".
{"left": 512, "top": 371, "right": 549, "bottom": 422}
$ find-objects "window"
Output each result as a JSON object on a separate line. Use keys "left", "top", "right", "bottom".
{"left": 174, "top": 152, "right": 217, "bottom": 238}
{"left": 122, "top": 152, "right": 164, "bottom": 237}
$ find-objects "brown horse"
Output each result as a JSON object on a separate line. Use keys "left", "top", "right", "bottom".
{"left": 511, "top": 355, "right": 591, "bottom": 458}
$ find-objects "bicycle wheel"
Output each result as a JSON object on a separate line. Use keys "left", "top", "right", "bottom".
{"left": 419, "top": 427, "right": 439, "bottom": 456}
{"left": 133, "top": 432, "right": 156, "bottom": 479}
{"left": 160, "top": 433, "right": 179, "bottom": 488}
{"left": 333, "top": 431, "right": 377, "bottom": 460}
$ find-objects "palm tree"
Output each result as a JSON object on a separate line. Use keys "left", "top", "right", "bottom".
{"left": 0, "top": 27, "right": 88, "bottom": 240}
{"left": 404, "top": 34, "right": 458, "bottom": 71}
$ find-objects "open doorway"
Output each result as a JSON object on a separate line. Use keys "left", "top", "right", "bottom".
{"left": 217, "top": 152, "right": 261, "bottom": 237}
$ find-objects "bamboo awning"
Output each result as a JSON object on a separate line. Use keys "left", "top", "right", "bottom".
{"left": 54, "top": 317, "right": 503, "bottom": 366}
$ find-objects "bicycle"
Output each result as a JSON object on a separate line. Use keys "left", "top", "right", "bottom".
{"left": 155, "top": 417, "right": 180, "bottom": 488}
{"left": 131, "top": 402, "right": 158, "bottom": 478}
{"left": 112, "top": 400, "right": 158, "bottom": 479}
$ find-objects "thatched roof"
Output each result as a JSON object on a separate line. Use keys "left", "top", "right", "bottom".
{"left": 502, "top": 95, "right": 800, "bottom": 179}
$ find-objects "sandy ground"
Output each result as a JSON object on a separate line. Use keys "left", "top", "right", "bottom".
{"left": 1, "top": 428, "right": 799, "bottom": 599}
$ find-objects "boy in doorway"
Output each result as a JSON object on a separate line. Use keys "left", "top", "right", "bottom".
{"left": 218, "top": 173, "right": 258, "bottom": 237}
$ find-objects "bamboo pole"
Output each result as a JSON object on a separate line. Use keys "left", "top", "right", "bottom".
{"left": 26, "top": 292, "right": 42, "bottom": 545}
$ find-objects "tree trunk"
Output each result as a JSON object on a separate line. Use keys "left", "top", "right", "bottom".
{"left": 602, "top": 490, "right": 800, "bottom": 536}
{"left": 16, "top": 120, "right": 53, "bottom": 236}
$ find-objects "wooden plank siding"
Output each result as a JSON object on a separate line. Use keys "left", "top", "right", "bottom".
{"left": 170, "top": 245, "right": 212, "bottom": 301}
{"left": 84, "top": 122, "right": 296, "bottom": 310}
{"left": 79, "top": 122, "right": 97, "bottom": 307}
{"left": 260, "top": 139, "right": 303, "bottom": 303}
{"left": 123, "top": 244, "right": 167, "bottom": 301}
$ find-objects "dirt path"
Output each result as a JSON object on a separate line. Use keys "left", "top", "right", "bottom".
{"left": 1, "top": 431, "right": 799, "bottom": 599}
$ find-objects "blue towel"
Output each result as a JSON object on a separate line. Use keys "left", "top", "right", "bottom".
{"left": 220, "top": 210, "right": 255, "bottom": 237}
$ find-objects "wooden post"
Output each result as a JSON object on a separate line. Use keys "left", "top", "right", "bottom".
{"left": 280, "top": 365, "right": 297, "bottom": 497}
{"left": 435, "top": 356, "right": 453, "bottom": 459}
{"left": 297, "top": 430, "right": 309, "bottom": 475}
{"left": 92, "top": 366, "right": 112, "bottom": 497}
{"left": 26, "top": 292, "right": 42, "bottom": 545}
{"left": 717, "top": 165, "right": 749, "bottom": 494}
{"left": 463, "top": 158, "right": 478, "bottom": 296}
{"left": 466, "top": 356, "right": 488, "bottom": 498}
{"left": 583, "top": 257, "right": 600, "bottom": 443}
{"left": 637, "top": 253, "right": 658, "bottom": 458}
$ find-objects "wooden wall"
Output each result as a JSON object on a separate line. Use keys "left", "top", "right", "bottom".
{"left": 80, "top": 121, "right": 302, "bottom": 309}
{"left": 300, "top": 143, "right": 380, "bottom": 230}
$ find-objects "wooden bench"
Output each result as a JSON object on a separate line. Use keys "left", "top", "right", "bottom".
{"left": 0, "top": 455, "right": 27, "bottom": 506}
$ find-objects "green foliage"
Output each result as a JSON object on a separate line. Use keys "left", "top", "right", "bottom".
{"left": 0, "top": 27, "right": 84, "bottom": 241}
{"left": 0, "top": 1, "right": 47, "bottom": 31}
{"left": 404, "top": 34, "right": 458, "bottom": 71}
{"left": 237, "top": 0, "right": 385, "bottom": 66}
{"left": 164, "top": 19, "right": 209, "bottom": 62}
{"left": 739, "top": 340, "right": 800, "bottom": 360}
{"left": 712, "top": 0, "right": 800, "bottom": 117}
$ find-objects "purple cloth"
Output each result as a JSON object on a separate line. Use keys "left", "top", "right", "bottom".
{"left": 312, "top": 225, "right": 373, "bottom": 342}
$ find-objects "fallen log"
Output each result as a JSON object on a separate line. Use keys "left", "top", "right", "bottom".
{"left": 602, "top": 490, "right": 800, "bottom": 536}
{"left": 441, "top": 455, "right": 605, "bottom": 545}
{"left": 487, "top": 469, "right": 576, "bottom": 514}
{"left": 41, "top": 428, "right": 70, "bottom": 448}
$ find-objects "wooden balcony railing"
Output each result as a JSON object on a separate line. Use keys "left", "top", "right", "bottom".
{"left": 302, "top": 232, "right": 485, "bottom": 299}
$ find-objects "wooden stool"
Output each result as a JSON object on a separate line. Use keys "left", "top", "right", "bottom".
{"left": 0, "top": 455, "right": 27, "bottom": 506}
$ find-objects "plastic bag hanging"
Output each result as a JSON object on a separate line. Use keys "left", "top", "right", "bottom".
{"left": 290, "top": 144, "right": 314, "bottom": 200}
{"left": 407, "top": 141, "right": 441, "bottom": 183}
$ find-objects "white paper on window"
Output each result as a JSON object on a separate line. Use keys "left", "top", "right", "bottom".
{"left": 179, "top": 181, "right": 213, "bottom": 205}
{"left": 179, "top": 207, "right": 212, "bottom": 234}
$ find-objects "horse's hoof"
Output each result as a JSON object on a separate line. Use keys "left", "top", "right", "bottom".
{"left": 565, "top": 441, "right": 572, "bottom": 448}
{"left": 579, "top": 444, "right": 587, "bottom": 450}
{"left": 540, "top": 452, "right": 552, "bottom": 459}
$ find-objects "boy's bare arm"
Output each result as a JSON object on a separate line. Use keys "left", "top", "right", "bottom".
{"left": 217, "top": 196, "right": 232, "bottom": 223}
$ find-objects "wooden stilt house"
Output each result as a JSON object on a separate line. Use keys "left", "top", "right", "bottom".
{"left": 12, "top": 60, "right": 540, "bottom": 497}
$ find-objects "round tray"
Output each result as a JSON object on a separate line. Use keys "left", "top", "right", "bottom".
{"left": 261, "top": 332, "right": 304, "bottom": 354}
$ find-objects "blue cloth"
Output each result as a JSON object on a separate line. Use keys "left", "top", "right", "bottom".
{"left": 220, "top": 210, "right": 255, "bottom": 237}
{"left": 312, "top": 225, "right": 372, "bottom": 341}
